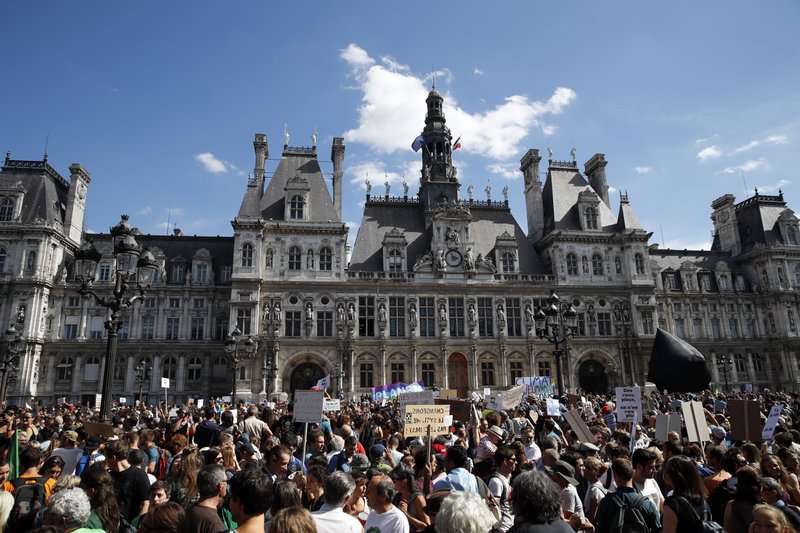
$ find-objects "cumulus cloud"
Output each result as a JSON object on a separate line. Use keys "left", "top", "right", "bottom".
{"left": 195, "top": 152, "right": 228, "bottom": 173}
{"left": 486, "top": 163, "right": 519, "bottom": 180}
{"left": 755, "top": 179, "right": 790, "bottom": 194}
{"left": 340, "top": 44, "right": 576, "bottom": 161}
{"left": 634, "top": 166, "right": 653, "bottom": 174}
{"left": 136, "top": 206, "right": 153, "bottom": 215}
{"left": 473, "top": 67, "right": 485, "bottom": 76}
{"left": 697, "top": 146, "right": 721, "bottom": 161}
{"left": 731, "top": 134, "right": 789, "bottom": 154}
{"left": 722, "top": 158, "right": 766, "bottom": 174}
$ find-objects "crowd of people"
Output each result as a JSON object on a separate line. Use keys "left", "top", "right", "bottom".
{"left": 0, "top": 387, "right": 796, "bottom": 532}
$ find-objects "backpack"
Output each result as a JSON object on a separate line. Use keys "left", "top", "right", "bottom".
{"left": 608, "top": 493, "right": 651, "bottom": 533}
{"left": 154, "top": 447, "right": 172, "bottom": 479}
{"left": 8, "top": 476, "right": 47, "bottom": 533}
{"left": 678, "top": 496, "right": 725, "bottom": 533}
{"left": 707, "top": 482, "right": 735, "bottom": 524}
{"left": 484, "top": 472, "right": 508, "bottom": 505}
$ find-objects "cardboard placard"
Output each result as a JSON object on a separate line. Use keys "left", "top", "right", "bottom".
{"left": 293, "top": 391, "right": 325, "bottom": 423}
{"left": 438, "top": 389, "right": 458, "bottom": 400}
{"left": 655, "top": 413, "right": 683, "bottom": 442}
{"left": 616, "top": 387, "right": 642, "bottom": 423}
{"left": 728, "top": 399, "right": 762, "bottom": 442}
{"left": 762, "top": 404, "right": 783, "bottom": 441}
{"left": 399, "top": 391, "right": 435, "bottom": 415}
{"left": 681, "top": 401, "right": 710, "bottom": 443}
{"left": 405, "top": 405, "right": 448, "bottom": 437}
{"left": 82, "top": 420, "right": 116, "bottom": 438}
{"left": 435, "top": 399, "right": 471, "bottom": 423}
{"left": 486, "top": 385, "right": 526, "bottom": 411}
{"left": 323, "top": 399, "right": 341, "bottom": 412}
{"left": 161, "top": 377, "right": 170, "bottom": 389}
{"left": 565, "top": 409, "right": 594, "bottom": 444}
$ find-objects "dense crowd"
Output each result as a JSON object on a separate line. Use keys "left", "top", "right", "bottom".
{"left": 0, "top": 388, "right": 797, "bottom": 533}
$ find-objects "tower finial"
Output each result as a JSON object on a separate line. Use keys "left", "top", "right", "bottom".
{"left": 283, "top": 123, "right": 289, "bottom": 146}
{"left": 431, "top": 63, "right": 436, "bottom": 91}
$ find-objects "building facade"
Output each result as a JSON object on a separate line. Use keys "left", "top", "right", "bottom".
{"left": 2, "top": 90, "right": 800, "bottom": 406}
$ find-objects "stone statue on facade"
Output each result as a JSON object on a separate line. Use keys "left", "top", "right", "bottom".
{"left": 468, "top": 303, "right": 477, "bottom": 324}
{"left": 385, "top": 180, "right": 391, "bottom": 196}
{"left": 525, "top": 303, "right": 534, "bottom": 324}
{"left": 305, "top": 303, "right": 314, "bottom": 321}
{"left": 467, "top": 184, "right": 474, "bottom": 201}
{"left": 347, "top": 303, "right": 357, "bottom": 322}
{"left": 311, "top": 130, "right": 317, "bottom": 147}
{"left": 502, "top": 185, "right": 508, "bottom": 203}
{"left": 485, "top": 184, "right": 491, "bottom": 201}
{"left": 446, "top": 227, "right": 459, "bottom": 246}
{"left": 464, "top": 247, "right": 476, "bottom": 271}
{"left": 409, "top": 303, "right": 418, "bottom": 327}
{"left": 413, "top": 251, "right": 432, "bottom": 271}
{"left": 273, "top": 303, "right": 282, "bottom": 323}
{"left": 402, "top": 180, "right": 409, "bottom": 196}
{"left": 365, "top": 178, "right": 372, "bottom": 195}
{"left": 436, "top": 249, "right": 447, "bottom": 271}
{"left": 337, "top": 304, "right": 345, "bottom": 323}
{"left": 439, "top": 304, "right": 447, "bottom": 324}
{"left": 496, "top": 304, "right": 506, "bottom": 326}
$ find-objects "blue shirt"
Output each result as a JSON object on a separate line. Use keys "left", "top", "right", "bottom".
{"left": 433, "top": 467, "right": 479, "bottom": 493}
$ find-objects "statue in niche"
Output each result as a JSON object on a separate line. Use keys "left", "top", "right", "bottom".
{"left": 273, "top": 303, "right": 282, "bottom": 323}
{"left": 438, "top": 304, "right": 447, "bottom": 324}
{"left": 16, "top": 305, "right": 25, "bottom": 326}
{"left": 464, "top": 248, "right": 476, "bottom": 271}
{"left": 305, "top": 303, "right": 314, "bottom": 321}
{"left": 468, "top": 304, "right": 477, "bottom": 324}
{"left": 347, "top": 303, "right": 356, "bottom": 322}
{"left": 422, "top": 163, "right": 431, "bottom": 180}
{"left": 337, "top": 304, "right": 345, "bottom": 323}
{"left": 446, "top": 227, "right": 459, "bottom": 246}
{"left": 307, "top": 250, "right": 314, "bottom": 269}
{"left": 587, "top": 304, "right": 595, "bottom": 321}
{"left": 409, "top": 304, "right": 417, "bottom": 326}
{"left": 263, "top": 303, "right": 271, "bottom": 323}
{"left": 622, "top": 305, "right": 630, "bottom": 322}
{"left": 436, "top": 249, "right": 447, "bottom": 271}
{"left": 266, "top": 249, "right": 273, "bottom": 269}
{"left": 525, "top": 303, "right": 534, "bottom": 324}
{"left": 789, "top": 310, "right": 796, "bottom": 332}
{"left": 614, "top": 305, "right": 621, "bottom": 322}
{"left": 497, "top": 304, "right": 506, "bottom": 327}
{"left": 378, "top": 304, "right": 387, "bottom": 323}
{"left": 582, "top": 256, "right": 589, "bottom": 274}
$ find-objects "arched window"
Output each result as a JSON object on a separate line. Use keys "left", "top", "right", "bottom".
{"left": 566, "top": 254, "right": 578, "bottom": 276}
{"left": 501, "top": 252, "right": 515, "bottom": 273}
{"left": 585, "top": 207, "right": 598, "bottom": 230}
{"left": 592, "top": 254, "right": 603, "bottom": 276}
{"left": 265, "top": 249, "right": 273, "bottom": 269}
{"left": 212, "top": 356, "right": 228, "bottom": 379}
{"left": 752, "top": 353, "right": 764, "bottom": 372}
{"left": 319, "top": 247, "right": 332, "bottom": 271}
{"left": 288, "top": 246, "right": 302, "bottom": 270}
{"left": 241, "top": 243, "right": 253, "bottom": 267}
{"left": 25, "top": 250, "right": 36, "bottom": 273}
{"left": 188, "top": 357, "right": 202, "bottom": 381}
{"left": 0, "top": 247, "right": 6, "bottom": 274}
{"left": 162, "top": 357, "right": 177, "bottom": 380}
{"left": 289, "top": 195, "right": 304, "bottom": 219}
{"left": 57, "top": 357, "right": 74, "bottom": 381}
{"left": 634, "top": 254, "right": 645, "bottom": 275}
{"left": 388, "top": 249, "right": 403, "bottom": 272}
{"left": 84, "top": 356, "right": 100, "bottom": 381}
{"left": 0, "top": 198, "right": 13, "bottom": 222}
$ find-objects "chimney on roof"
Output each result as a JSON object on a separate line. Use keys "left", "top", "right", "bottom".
{"left": 520, "top": 149, "right": 544, "bottom": 242}
{"left": 331, "top": 137, "right": 345, "bottom": 221}
{"left": 584, "top": 154, "right": 609, "bottom": 207}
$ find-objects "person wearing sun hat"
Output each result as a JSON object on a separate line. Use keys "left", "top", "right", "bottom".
{"left": 545, "top": 460, "right": 586, "bottom": 523}
{"left": 474, "top": 425, "right": 504, "bottom": 477}
{"left": 50, "top": 429, "right": 85, "bottom": 476}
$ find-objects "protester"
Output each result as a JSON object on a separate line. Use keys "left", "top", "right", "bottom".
{"left": 662, "top": 454, "right": 711, "bottom": 533}
{"left": 228, "top": 469, "right": 272, "bottom": 533}
{"left": 508, "top": 469, "right": 574, "bottom": 532}
{"left": 187, "top": 464, "right": 227, "bottom": 533}
{"left": 365, "top": 473, "right": 410, "bottom": 533}
{"left": 43, "top": 487, "right": 101, "bottom": 532}
{"left": 104, "top": 439, "right": 150, "bottom": 523}
{"left": 269, "top": 506, "right": 317, "bottom": 533}
{"left": 594, "top": 458, "right": 661, "bottom": 533}
{"left": 435, "top": 491, "right": 500, "bottom": 533}
{"left": 312, "top": 471, "right": 362, "bottom": 533}
{"left": 80, "top": 462, "right": 122, "bottom": 533}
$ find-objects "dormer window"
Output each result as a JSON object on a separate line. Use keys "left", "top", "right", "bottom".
{"left": 289, "top": 195, "right": 304, "bottom": 219}
{"left": 382, "top": 228, "right": 408, "bottom": 273}
{"left": 0, "top": 198, "right": 14, "bottom": 221}
{"left": 634, "top": 254, "right": 646, "bottom": 275}
{"left": 585, "top": 207, "right": 598, "bottom": 230}
{"left": 501, "top": 252, "right": 516, "bottom": 273}
{"left": 577, "top": 190, "right": 601, "bottom": 231}
{"left": 388, "top": 250, "right": 403, "bottom": 272}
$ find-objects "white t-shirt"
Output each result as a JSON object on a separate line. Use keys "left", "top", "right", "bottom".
{"left": 313, "top": 504, "right": 363, "bottom": 533}
{"left": 488, "top": 473, "right": 514, "bottom": 532}
{"left": 560, "top": 484, "right": 584, "bottom": 519}
{"left": 634, "top": 477, "right": 664, "bottom": 511}
{"left": 51, "top": 447, "right": 85, "bottom": 476}
{"left": 583, "top": 480, "right": 608, "bottom": 518}
{"left": 364, "top": 505, "right": 410, "bottom": 533}
{"left": 524, "top": 442, "right": 542, "bottom": 462}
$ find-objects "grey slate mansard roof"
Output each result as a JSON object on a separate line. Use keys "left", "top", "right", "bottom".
{"left": 0, "top": 158, "right": 70, "bottom": 226}
{"left": 239, "top": 148, "right": 339, "bottom": 223}
{"left": 542, "top": 166, "right": 617, "bottom": 232}
{"left": 348, "top": 198, "right": 549, "bottom": 274}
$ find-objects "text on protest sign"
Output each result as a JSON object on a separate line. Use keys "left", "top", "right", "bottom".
{"left": 399, "top": 390, "right": 435, "bottom": 416}
{"left": 546, "top": 399, "right": 561, "bottom": 417}
{"left": 161, "top": 377, "right": 170, "bottom": 389}
{"left": 404, "top": 405, "right": 449, "bottom": 437}
{"left": 323, "top": 399, "right": 341, "bottom": 412}
{"left": 615, "top": 386, "right": 642, "bottom": 423}
{"left": 293, "top": 390, "right": 325, "bottom": 423}
{"left": 762, "top": 404, "right": 783, "bottom": 441}
{"left": 486, "top": 385, "right": 526, "bottom": 412}
{"left": 516, "top": 376, "right": 552, "bottom": 398}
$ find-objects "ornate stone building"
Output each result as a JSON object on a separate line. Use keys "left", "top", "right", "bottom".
{"left": 2, "top": 89, "right": 800, "bottom": 406}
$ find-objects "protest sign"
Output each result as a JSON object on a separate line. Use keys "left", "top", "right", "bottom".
{"left": 483, "top": 388, "right": 491, "bottom": 397}
{"left": 762, "top": 404, "right": 783, "bottom": 441}
{"left": 161, "top": 377, "right": 170, "bottom": 389}
{"left": 323, "top": 399, "right": 341, "bottom": 412}
{"left": 546, "top": 398, "right": 561, "bottom": 416}
{"left": 197, "top": 399, "right": 204, "bottom": 408}
{"left": 119, "top": 397, "right": 127, "bottom": 404}
{"left": 94, "top": 394, "right": 102, "bottom": 409}
{"left": 729, "top": 399, "right": 762, "bottom": 442}
{"left": 564, "top": 409, "right": 594, "bottom": 444}
{"left": 371, "top": 381, "right": 424, "bottom": 401}
{"left": 486, "top": 385, "right": 526, "bottom": 411}
{"left": 293, "top": 390, "right": 325, "bottom": 423}
{"left": 604, "top": 412, "right": 617, "bottom": 430}
{"left": 435, "top": 399, "right": 472, "bottom": 423}
{"left": 681, "top": 401, "right": 709, "bottom": 443}
{"left": 616, "top": 387, "right": 642, "bottom": 423}
{"left": 399, "top": 390, "right": 435, "bottom": 415}
{"left": 405, "top": 405, "right": 449, "bottom": 437}
{"left": 654, "top": 413, "right": 683, "bottom": 442}
{"left": 83, "top": 420, "right": 116, "bottom": 438}
{"left": 438, "top": 389, "right": 458, "bottom": 400}
{"left": 516, "top": 376, "right": 553, "bottom": 398}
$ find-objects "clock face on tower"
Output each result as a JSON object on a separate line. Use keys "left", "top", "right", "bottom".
{"left": 445, "top": 249, "right": 462, "bottom": 267}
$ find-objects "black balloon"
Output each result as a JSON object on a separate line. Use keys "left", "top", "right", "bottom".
{"left": 647, "top": 328, "right": 711, "bottom": 393}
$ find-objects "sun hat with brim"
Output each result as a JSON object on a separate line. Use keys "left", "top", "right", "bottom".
{"left": 545, "top": 460, "right": 579, "bottom": 486}
{"left": 350, "top": 453, "right": 370, "bottom": 471}
{"left": 62, "top": 430, "right": 79, "bottom": 443}
{"left": 487, "top": 425, "right": 505, "bottom": 439}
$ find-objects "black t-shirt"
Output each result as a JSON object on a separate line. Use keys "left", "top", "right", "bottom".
{"left": 110, "top": 465, "right": 150, "bottom": 522}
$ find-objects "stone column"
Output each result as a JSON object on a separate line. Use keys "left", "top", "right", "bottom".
{"left": 379, "top": 346, "right": 386, "bottom": 386}
{"left": 124, "top": 355, "right": 135, "bottom": 393}
{"left": 177, "top": 355, "right": 186, "bottom": 395}
{"left": 70, "top": 354, "right": 83, "bottom": 394}
{"left": 410, "top": 344, "right": 418, "bottom": 383}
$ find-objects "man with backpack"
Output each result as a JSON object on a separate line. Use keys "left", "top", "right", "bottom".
{"left": 487, "top": 446, "right": 515, "bottom": 532}
{"left": 3, "top": 445, "right": 55, "bottom": 533}
{"left": 594, "top": 458, "right": 661, "bottom": 533}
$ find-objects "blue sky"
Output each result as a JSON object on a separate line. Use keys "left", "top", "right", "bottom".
{"left": 2, "top": 1, "right": 799, "bottom": 250}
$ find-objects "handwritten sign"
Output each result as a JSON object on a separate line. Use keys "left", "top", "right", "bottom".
{"left": 161, "top": 377, "right": 170, "bottom": 389}
{"left": 762, "top": 404, "right": 783, "bottom": 441}
{"left": 405, "top": 405, "right": 449, "bottom": 437}
{"left": 293, "top": 391, "right": 325, "bottom": 424}
{"left": 516, "top": 376, "right": 553, "bottom": 398}
{"left": 399, "top": 391, "right": 435, "bottom": 416}
{"left": 486, "top": 385, "right": 526, "bottom": 411}
{"left": 615, "top": 387, "right": 641, "bottom": 423}
{"left": 546, "top": 398, "right": 561, "bottom": 416}
{"left": 323, "top": 399, "right": 341, "bottom": 412}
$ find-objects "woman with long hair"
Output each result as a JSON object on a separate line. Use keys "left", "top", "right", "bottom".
{"left": 39, "top": 455, "right": 65, "bottom": 481}
{"left": 302, "top": 465, "right": 327, "bottom": 512}
{"left": 724, "top": 464, "right": 763, "bottom": 533}
{"left": 583, "top": 456, "right": 608, "bottom": 526}
{"left": 221, "top": 446, "right": 239, "bottom": 479}
{"left": 79, "top": 462, "right": 121, "bottom": 533}
{"left": 138, "top": 501, "right": 188, "bottom": 533}
{"left": 390, "top": 465, "right": 430, "bottom": 531}
{"left": 268, "top": 507, "right": 316, "bottom": 533}
{"left": 762, "top": 454, "right": 800, "bottom": 505}
{"left": 167, "top": 448, "right": 204, "bottom": 506}
{"left": 662, "top": 454, "right": 710, "bottom": 533}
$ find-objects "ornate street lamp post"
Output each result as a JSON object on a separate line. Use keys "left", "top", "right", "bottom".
{"left": 262, "top": 348, "right": 277, "bottom": 398}
{"left": 716, "top": 353, "right": 732, "bottom": 392}
{"left": 135, "top": 360, "right": 152, "bottom": 405}
{"left": 0, "top": 324, "right": 26, "bottom": 405}
{"left": 74, "top": 215, "right": 158, "bottom": 422}
{"left": 535, "top": 290, "right": 578, "bottom": 397}
{"left": 224, "top": 326, "right": 256, "bottom": 406}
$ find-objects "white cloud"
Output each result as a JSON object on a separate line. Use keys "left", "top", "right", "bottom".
{"left": 541, "top": 123, "right": 557, "bottom": 136}
{"left": 340, "top": 44, "right": 576, "bottom": 161}
{"left": 694, "top": 135, "right": 717, "bottom": 146}
{"left": 731, "top": 134, "right": 789, "bottom": 154}
{"left": 473, "top": 67, "right": 485, "bottom": 76}
{"left": 136, "top": 206, "right": 153, "bottom": 215}
{"left": 755, "top": 179, "right": 790, "bottom": 194}
{"left": 722, "top": 158, "right": 766, "bottom": 174}
{"left": 346, "top": 160, "right": 417, "bottom": 195}
{"left": 697, "top": 146, "right": 721, "bottom": 161}
{"left": 634, "top": 166, "right": 653, "bottom": 174}
{"left": 486, "top": 163, "right": 519, "bottom": 180}
{"left": 195, "top": 152, "right": 228, "bottom": 173}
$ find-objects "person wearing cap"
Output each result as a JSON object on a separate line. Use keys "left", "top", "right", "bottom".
{"left": 368, "top": 444, "right": 392, "bottom": 475}
{"left": 544, "top": 460, "right": 587, "bottom": 525}
{"left": 74, "top": 436, "right": 103, "bottom": 478}
{"left": 474, "top": 425, "right": 504, "bottom": 477}
{"left": 50, "top": 429, "right": 85, "bottom": 477}
{"left": 710, "top": 426, "right": 727, "bottom": 447}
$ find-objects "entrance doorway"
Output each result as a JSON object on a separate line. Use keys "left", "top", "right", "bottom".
{"left": 578, "top": 359, "right": 609, "bottom": 394}
{"left": 447, "top": 353, "right": 469, "bottom": 398}
{"left": 289, "top": 362, "right": 326, "bottom": 395}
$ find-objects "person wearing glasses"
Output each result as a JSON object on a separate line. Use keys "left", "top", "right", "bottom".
{"left": 17, "top": 410, "right": 39, "bottom": 445}
{"left": 50, "top": 429, "right": 85, "bottom": 476}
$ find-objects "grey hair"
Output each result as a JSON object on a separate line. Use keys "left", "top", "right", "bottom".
{"left": 510, "top": 470, "right": 563, "bottom": 523}
{"left": 323, "top": 471, "right": 356, "bottom": 507}
{"left": 435, "top": 491, "right": 497, "bottom": 533}
{"left": 197, "top": 464, "right": 227, "bottom": 499}
{"left": 46, "top": 487, "right": 91, "bottom": 527}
